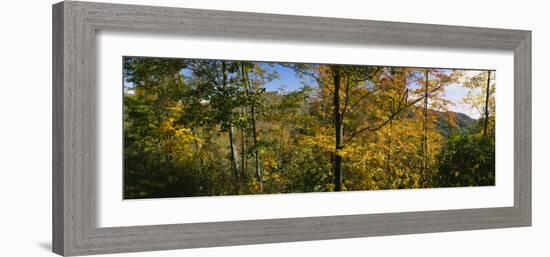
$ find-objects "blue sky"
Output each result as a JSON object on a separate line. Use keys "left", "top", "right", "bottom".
{"left": 262, "top": 64, "right": 306, "bottom": 92}
{"left": 444, "top": 82, "right": 481, "bottom": 118}
{"left": 125, "top": 63, "right": 483, "bottom": 119}
{"left": 262, "top": 64, "right": 482, "bottom": 118}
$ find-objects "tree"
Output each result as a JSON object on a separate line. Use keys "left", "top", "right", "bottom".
{"left": 122, "top": 56, "right": 494, "bottom": 198}
{"left": 297, "top": 64, "right": 381, "bottom": 191}
{"left": 483, "top": 70, "right": 492, "bottom": 136}
{"left": 463, "top": 70, "right": 496, "bottom": 137}
{"left": 240, "top": 62, "right": 262, "bottom": 190}
{"left": 434, "top": 134, "right": 495, "bottom": 187}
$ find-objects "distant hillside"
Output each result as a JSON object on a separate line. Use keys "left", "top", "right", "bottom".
{"left": 436, "top": 111, "right": 477, "bottom": 138}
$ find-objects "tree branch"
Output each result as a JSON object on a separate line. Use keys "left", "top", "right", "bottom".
{"left": 348, "top": 87, "right": 377, "bottom": 111}
{"left": 349, "top": 67, "right": 382, "bottom": 84}
{"left": 340, "top": 77, "right": 351, "bottom": 125}
{"left": 348, "top": 84, "right": 443, "bottom": 141}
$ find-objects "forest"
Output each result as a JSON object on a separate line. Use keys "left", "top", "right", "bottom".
{"left": 123, "top": 57, "right": 496, "bottom": 199}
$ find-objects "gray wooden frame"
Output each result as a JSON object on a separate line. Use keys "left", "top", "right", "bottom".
{"left": 52, "top": 1, "right": 531, "bottom": 256}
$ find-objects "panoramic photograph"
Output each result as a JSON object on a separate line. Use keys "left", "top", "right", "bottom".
{"left": 123, "top": 57, "right": 496, "bottom": 199}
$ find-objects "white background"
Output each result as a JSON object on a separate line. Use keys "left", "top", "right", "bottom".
{"left": 0, "top": 0, "right": 548, "bottom": 256}
{"left": 97, "top": 32, "right": 514, "bottom": 227}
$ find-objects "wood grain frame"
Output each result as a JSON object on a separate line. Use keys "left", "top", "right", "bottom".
{"left": 52, "top": 1, "right": 531, "bottom": 256}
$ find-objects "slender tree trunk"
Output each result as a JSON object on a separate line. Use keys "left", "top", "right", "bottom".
{"left": 228, "top": 126, "right": 239, "bottom": 178}
{"left": 251, "top": 103, "right": 261, "bottom": 190}
{"left": 241, "top": 63, "right": 262, "bottom": 191}
{"left": 240, "top": 107, "right": 247, "bottom": 179}
{"left": 156, "top": 89, "right": 168, "bottom": 163}
{"left": 332, "top": 68, "right": 343, "bottom": 192}
{"left": 323, "top": 97, "right": 328, "bottom": 126}
{"left": 387, "top": 100, "right": 393, "bottom": 183}
{"left": 483, "top": 70, "right": 491, "bottom": 136}
{"left": 222, "top": 61, "right": 240, "bottom": 180}
{"left": 422, "top": 69, "right": 429, "bottom": 184}
{"left": 191, "top": 128, "right": 204, "bottom": 168}
{"left": 280, "top": 125, "right": 285, "bottom": 172}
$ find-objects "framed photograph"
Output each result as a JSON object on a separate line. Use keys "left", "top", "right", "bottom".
{"left": 53, "top": 1, "right": 531, "bottom": 256}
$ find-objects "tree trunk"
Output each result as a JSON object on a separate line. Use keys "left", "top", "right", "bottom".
{"left": 280, "top": 125, "right": 285, "bottom": 172}
{"left": 241, "top": 63, "right": 262, "bottom": 191}
{"left": 422, "top": 69, "right": 429, "bottom": 184}
{"left": 332, "top": 68, "right": 343, "bottom": 192}
{"left": 483, "top": 70, "right": 491, "bottom": 136}
{"left": 251, "top": 102, "right": 261, "bottom": 190}
{"left": 240, "top": 107, "right": 247, "bottom": 179}
{"left": 228, "top": 125, "right": 240, "bottom": 179}
{"left": 387, "top": 101, "right": 393, "bottom": 182}
{"left": 222, "top": 61, "right": 240, "bottom": 179}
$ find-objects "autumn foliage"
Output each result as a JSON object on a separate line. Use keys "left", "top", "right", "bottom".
{"left": 123, "top": 57, "right": 495, "bottom": 199}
